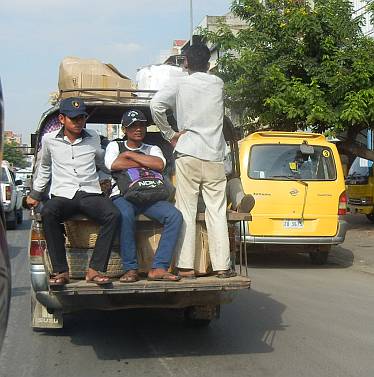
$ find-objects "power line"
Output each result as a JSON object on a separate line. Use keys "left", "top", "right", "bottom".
{"left": 352, "top": 0, "right": 374, "bottom": 15}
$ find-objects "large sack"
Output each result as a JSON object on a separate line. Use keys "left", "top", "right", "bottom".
{"left": 58, "top": 56, "right": 135, "bottom": 99}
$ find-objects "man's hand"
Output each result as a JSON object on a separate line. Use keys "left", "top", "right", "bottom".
{"left": 120, "top": 151, "right": 137, "bottom": 160}
{"left": 26, "top": 196, "right": 40, "bottom": 208}
{"left": 170, "top": 130, "right": 187, "bottom": 148}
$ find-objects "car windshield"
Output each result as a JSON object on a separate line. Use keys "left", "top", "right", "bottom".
{"left": 1, "top": 167, "right": 9, "bottom": 183}
{"left": 248, "top": 144, "right": 336, "bottom": 181}
{"left": 347, "top": 157, "right": 373, "bottom": 178}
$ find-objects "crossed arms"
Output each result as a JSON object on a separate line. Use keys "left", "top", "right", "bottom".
{"left": 110, "top": 150, "right": 164, "bottom": 172}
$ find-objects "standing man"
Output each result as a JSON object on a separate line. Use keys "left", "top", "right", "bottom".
{"left": 105, "top": 109, "right": 182, "bottom": 282}
{"left": 26, "top": 97, "right": 120, "bottom": 286}
{"left": 150, "top": 43, "right": 236, "bottom": 279}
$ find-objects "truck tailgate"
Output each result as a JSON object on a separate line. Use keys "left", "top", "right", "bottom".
{"left": 50, "top": 275, "right": 251, "bottom": 296}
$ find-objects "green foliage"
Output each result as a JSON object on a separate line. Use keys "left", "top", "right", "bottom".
{"left": 3, "top": 142, "right": 28, "bottom": 169}
{"left": 204, "top": 0, "right": 374, "bottom": 136}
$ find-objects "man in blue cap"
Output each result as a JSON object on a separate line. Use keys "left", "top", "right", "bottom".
{"left": 27, "top": 97, "right": 120, "bottom": 286}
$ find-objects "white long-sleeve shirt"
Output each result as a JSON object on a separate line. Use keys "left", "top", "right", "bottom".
{"left": 30, "top": 128, "right": 103, "bottom": 200}
{"left": 150, "top": 72, "right": 226, "bottom": 162}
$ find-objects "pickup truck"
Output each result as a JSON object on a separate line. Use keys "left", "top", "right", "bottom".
{"left": 1, "top": 160, "right": 23, "bottom": 229}
{"left": 28, "top": 89, "right": 251, "bottom": 329}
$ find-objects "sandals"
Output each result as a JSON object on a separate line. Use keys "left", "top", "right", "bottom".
{"left": 119, "top": 270, "right": 139, "bottom": 283}
{"left": 49, "top": 272, "right": 70, "bottom": 286}
{"left": 148, "top": 269, "right": 181, "bottom": 282}
{"left": 216, "top": 269, "right": 237, "bottom": 279}
{"left": 86, "top": 273, "right": 112, "bottom": 285}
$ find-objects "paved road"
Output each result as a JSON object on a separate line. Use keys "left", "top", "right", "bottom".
{"left": 1, "top": 213, "right": 374, "bottom": 377}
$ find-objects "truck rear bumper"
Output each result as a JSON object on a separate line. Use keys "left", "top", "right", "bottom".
{"left": 31, "top": 274, "right": 251, "bottom": 312}
{"left": 239, "top": 219, "right": 348, "bottom": 245}
{"left": 348, "top": 204, "right": 373, "bottom": 215}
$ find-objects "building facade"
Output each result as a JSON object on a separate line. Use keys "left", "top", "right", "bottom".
{"left": 352, "top": 0, "right": 374, "bottom": 36}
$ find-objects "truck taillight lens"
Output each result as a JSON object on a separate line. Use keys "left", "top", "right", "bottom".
{"left": 338, "top": 192, "right": 348, "bottom": 215}
{"left": 30, "top": 240, "right": 46, "bottom": 257}
{"left": 29, "top": 227, "right": 46, "bottom": 262}
{"left": 5, "top": 186, "right": 12, "bottom": 201}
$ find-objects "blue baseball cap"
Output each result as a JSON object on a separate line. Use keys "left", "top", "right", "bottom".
{"left": 59, "top": 97, "right": 88, "bottom": 118}
{"left": 121, "top": 109, "right": 147, "bottom": 128}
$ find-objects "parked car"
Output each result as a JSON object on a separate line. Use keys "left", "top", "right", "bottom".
{"left": 346, "top": 157, "right": 374, "bottom": 222}
{"left": 0, "top": 77, "right": 11, "bottom": 352}
{"left": 239, "top": 131, "right": 348, "bottom": 264}
{"left": 1, "top": 160, "right": 23, "bottom": 229}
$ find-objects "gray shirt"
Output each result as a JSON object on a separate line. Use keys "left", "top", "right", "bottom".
{"left": 30, "top": 127, "right": 104, "bottom": 200}
{"left": 150, "top": 72, "right": 226, "bottom": 162}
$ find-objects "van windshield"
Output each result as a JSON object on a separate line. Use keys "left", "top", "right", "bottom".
{"left": 248, "top": 144, "right": 336, "bottom": 181}
{"left": 347, "top": 157, "right": 373, "bottom": 178}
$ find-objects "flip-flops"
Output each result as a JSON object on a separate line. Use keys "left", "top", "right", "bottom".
{"left": 49, "top": 272, "right": 69, "bottom": 286}
{"left": 85, "top": 273, "right": 112, "bottom": 285}
{"left": 147, "top": 270, "right": 181, "bottom": 281}
{"left": 119, "top": 270, "right": 139, "bottom": 283}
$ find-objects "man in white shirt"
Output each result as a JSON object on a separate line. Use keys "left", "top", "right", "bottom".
{"left": 105, "top": 109, "right": 182, "bottom": 282}
{"left": 150, "top": 43, "right": 236, "bottom": 279}
{"left": 26, "top": 98, "right": 120, "bottom": 286}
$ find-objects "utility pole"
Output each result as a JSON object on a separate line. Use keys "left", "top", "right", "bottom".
{"left": 190, "top": 0, "right": 193, "bottom": 45}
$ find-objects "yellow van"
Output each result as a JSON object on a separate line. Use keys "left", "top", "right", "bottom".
{"left": 239, "top": 131, "right": 348, "bottom": 264}
{"left": 346, "top": 157, "right": 374, "bottom": 222}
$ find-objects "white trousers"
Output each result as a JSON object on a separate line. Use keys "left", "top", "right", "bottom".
{"left": 175, "top": 156, "right": 230, "bottom": 271}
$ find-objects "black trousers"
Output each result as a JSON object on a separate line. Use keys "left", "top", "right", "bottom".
{"left": 41, "top": 191, "right": 120, "bottom": 273}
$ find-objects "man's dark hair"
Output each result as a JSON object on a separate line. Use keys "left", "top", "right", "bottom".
{"left": 185, "top": 43, "right": 211, "bottom": 72}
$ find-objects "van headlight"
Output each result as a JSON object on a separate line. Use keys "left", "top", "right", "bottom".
{"left": 361, "top": 197, "right": 373, "bottom": 205}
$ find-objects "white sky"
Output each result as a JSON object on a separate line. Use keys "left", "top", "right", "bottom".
{"left": 0, "top": 0, "right": 231, "bottom": 141}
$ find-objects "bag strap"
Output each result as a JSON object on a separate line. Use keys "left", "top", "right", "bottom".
{"left": 116, "top": 140, "right": 127, "bottom": 154}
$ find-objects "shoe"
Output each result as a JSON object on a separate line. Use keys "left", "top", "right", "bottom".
{"left": 237, "top": 194, "right": 255, "bottom": 213}
{"left": 216, "top": 269, "right": 237, "bottom": 278}
{"left": 178, "top": 269, "right": 197, "bottom": 279}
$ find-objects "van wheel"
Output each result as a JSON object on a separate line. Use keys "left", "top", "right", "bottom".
{"left": 309, "top": 246, "right": 330, "bottom": 265}
{"left": 366, "top": 214, "right": 374, "bottom": 223}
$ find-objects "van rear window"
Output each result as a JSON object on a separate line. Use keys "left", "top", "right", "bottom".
{"left": 1, "top": 167, "right": 9, "bottom": 183}
{"left": 248, "top": 144, "right": 336, "bottom": 181}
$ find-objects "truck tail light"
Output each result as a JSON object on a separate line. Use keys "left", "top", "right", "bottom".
{"left": 29, "top": 225, "right": 46, "bottom": 263}
{"left": 5, "top": 186, "right": 12, "bottom": 201}
{"left": 338, "top": 192, "right": 348, "bottom": 215}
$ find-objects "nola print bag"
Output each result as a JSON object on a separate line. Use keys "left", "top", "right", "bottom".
{"left": 112, "top": 141, "right": 171, "bottom": 205}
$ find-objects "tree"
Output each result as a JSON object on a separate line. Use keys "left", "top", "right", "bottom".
{"left": 204, "top": 0, "right": 374, "bottom": 160}
{"left": 3, "top": 142, "right": 28, "bottom": 169}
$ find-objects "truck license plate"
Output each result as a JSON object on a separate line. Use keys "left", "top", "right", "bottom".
{"left": 283, "top": 219, "right": 303, "bottom": 229}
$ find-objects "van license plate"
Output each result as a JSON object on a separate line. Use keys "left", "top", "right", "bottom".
{"left": 283, "top": 219, "right": 303, "bottom": 229}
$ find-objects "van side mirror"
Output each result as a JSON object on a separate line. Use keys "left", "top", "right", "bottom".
{"left": 15, "top": 179, "right": 23, "bottom": 186}
{"left": 30, "top": 133, "right": 38, "bottom": 149}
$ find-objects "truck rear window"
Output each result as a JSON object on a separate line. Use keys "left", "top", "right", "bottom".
{"left": 248, "top": 144, "right": 337, "bottom": 181}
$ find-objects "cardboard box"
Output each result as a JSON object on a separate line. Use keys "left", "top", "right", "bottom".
{"left": 58, "top": 56, "right": 135, "bottom": 100}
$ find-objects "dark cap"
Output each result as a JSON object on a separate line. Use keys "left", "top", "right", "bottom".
{"left": 121, "top": 109, "right": 147, "bottom": 128}
{"left": 59, "top": 97, "right": 88, "bottom": 118}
